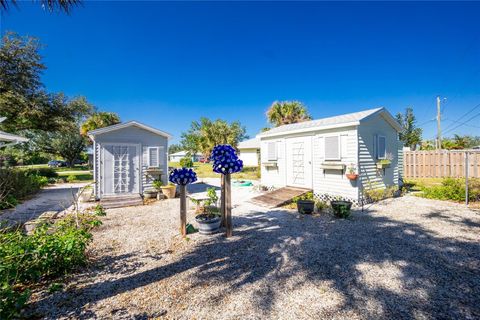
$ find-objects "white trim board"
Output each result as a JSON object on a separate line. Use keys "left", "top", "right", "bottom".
{"left": 88, "top": 121, "right": 172, "bottom": 139}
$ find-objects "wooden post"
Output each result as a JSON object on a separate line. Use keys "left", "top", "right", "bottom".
{"left": 224, "top": 173, "right": 232, "bottom": 237}
{"left": 465, "top": 152, "right": 469, "bottom": 206}
{"left": 220, "top": 174, "right": 226, "bottom": 227}
{"left": 180, "top": 185, "right": 187, "bottom": 237}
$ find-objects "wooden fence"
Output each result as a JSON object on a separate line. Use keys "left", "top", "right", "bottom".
{"left": 403, "top": 150, "right": 480, "bottom": 178}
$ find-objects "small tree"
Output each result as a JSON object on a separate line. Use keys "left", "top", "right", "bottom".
{"left": 396, "top": 107, "right": 422, "bottom": 150}
{"left": 266, "top": 100, "right": 312, "bottom": 127}
{"left": 80, "top": 111, "right": 120, "bottom": 136}
{"left": 51, "top": 130, "right": 86, "bottom": 167}
{"left": 179, "top": 156, "right": 193, "bottom": 168}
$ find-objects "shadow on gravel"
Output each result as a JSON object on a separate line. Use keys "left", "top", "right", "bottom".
{"left": 30, "top": 206, "right": 480, "bottom": 319}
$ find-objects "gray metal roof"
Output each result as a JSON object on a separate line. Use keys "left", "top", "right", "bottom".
{"left": 238, "top": 137, "right": 260, "bottom": 149}
{"left": 258, "top": 107, "right": 400, "bottom": 138}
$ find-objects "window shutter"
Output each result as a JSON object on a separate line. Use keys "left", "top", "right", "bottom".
{"left": 267, "top": 142, "right": 277, "bottom": 161}
{"left": 149, "top": 147, "right": 159, "bottom": 167}
{"left": 158, "top": 147, "right": 164, "bottom": 165}
{"left": 325, "top": 136, "right": 340, "bottom": 160}
{"left": 373, "top": 134, "right": 378, "bottom": 159}
{"left": 377, "top": 136, "right": 386, "bottom": 159}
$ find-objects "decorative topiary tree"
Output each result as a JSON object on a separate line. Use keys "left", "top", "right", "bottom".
{"left": 210, "top": 144, "right": 243, "bottom": 237}
{"left": 169, "top": 167, "right": 197, "bottom": 236}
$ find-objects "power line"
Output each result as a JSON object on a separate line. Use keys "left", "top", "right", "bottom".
{"left": 444, "top": 118, "right": 480, "bottom": 129}
{"left": 443, "top": 110, "right": 480, "bottom": 135}
{"left": 443, "top": 102, "right": 480, "bottom": 132}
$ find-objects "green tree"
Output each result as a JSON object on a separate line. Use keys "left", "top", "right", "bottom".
{"left": 168, "top": 143, "right": 183, "bottom": 155}
{"left": 266, "top": 100, "right": 312, "bottom": 127}
{"left": 396, "top": 107, "right": 423, "bottom": 150}
{"left": 181, "top": 118, "right": 247, "bottom": 158}
{"left": 0, "top": 33, "right": 94, "bottom": 133}
{"left": 0, "top": 0, "right": 80, "bottom": 13}
{"left": 80, "top": 112, "right": 121, "bottom": 136}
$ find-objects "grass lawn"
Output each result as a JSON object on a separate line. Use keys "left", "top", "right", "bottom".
{"left": 169, "top": 162, "right": 260, "bottom": 181}
{"left": 16, "top": 164, "right": 93, "bottom": 182}
{"left": 403, "top": 178, "right": 444, "bottom": 191}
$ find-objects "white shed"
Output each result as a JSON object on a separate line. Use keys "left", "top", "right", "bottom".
{"left": 258, "top": 107, "right": 403, "bottom": 205}
{"left": 238, "top": 137, "right": 260, "bottom": 167}
{"left": 88, "top": 121, "right": 171, "bottom": 200}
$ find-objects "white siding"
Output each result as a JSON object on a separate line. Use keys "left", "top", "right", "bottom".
{"left": 260, "top": 137, "right": 286, "bottom": 188}
{"left": 312, "top": 127, "right": 359, "bottom": 201}
{"left": 358, "top": 114, "right": 401, "bottom": 196}
{"left": 238, "top": 149, "right": 259, "bottom": 167}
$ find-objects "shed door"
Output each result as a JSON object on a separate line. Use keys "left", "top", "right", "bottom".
{"left": 102, "top": 144, "right": 140, "bottom": 195}
{"left": 286, "top": 137, "right": 313, "bottom": 188}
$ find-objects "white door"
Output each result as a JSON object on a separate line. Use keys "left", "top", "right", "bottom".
{"left": 286, "top": 137, "right": 313, "bottom": 188}
{"left": 102, "top": 144, "right": 140, "bottom": 195}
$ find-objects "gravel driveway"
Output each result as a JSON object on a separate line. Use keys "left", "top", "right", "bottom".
{"left": 28, "top": 185, "right": 480, "bottom": 319}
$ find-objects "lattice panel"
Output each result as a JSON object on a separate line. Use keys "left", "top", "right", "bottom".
{"left": 292, "top": 141, "right": 305, "bottom": 185}
{"left": 113, "top": 146, "right": 130, "bottom": 194}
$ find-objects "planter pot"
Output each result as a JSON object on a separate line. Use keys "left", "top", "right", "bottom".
{"left": 346, "top": 173, "right": 358, "bottom": 180}
{"left": 331, "top": 200, "right": 352, "bottom": 218}
{"left": 144, "top": 191, "right": 158, "bottom": 199}
{"left": 297, "top": 200, "right": 315, "bottom": 214}
{"left": 376, "top": 162, "right": 391, "bottom": 169}
{"left": 160, "top": 185, "right": 176, "bottom": 199}
{"left": 195, "top": 214, "right": 221, "bottom": 235}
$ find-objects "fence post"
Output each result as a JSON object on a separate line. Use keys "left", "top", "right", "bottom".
{"left": 465, "top": 152, "right": 469, "bottom": 206}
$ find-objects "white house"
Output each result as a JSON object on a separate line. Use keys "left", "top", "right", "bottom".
{"left": 258, "top": 107, "right": 403, "bottom": 205}
{"left": 238, "top": 137, "right": 260, "bottom": 167}
{"left": 88, "top": 121, "right": 171, "bottom": 200}
{"left": 169, "top": 151, "right": 203, "bottom": 163}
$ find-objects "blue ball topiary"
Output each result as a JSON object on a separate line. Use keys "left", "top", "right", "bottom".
{"left": 210, "top": 144, "right": 243, "bottom": 175}
{"left": 169, "top": 167, "right": 198, "bottom": 185}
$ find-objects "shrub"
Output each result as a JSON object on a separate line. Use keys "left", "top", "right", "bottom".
{"left": 364, "top": 185, "right": 400, "bottom": 202}
{"left": 315, "top": 200, "right": 328, "bottom": 212}
{"left": 292, "top": 191, "right": 314, "bottom": 203}
{"left": 93, "top": 204, "right": 106, "bottom": 216}
{"left": 152, "top": 179, "right": 163, "bottom": 191}
{"left": 0, "top": 214, "right": 102, "bottom": 319}
{"left": 421, "top": 178, "right": 480, "bottom": 202}
{"left": 179, "top": 156, "right": 193, "bottom": 168}
{"left": 24, "top": 167, "right": 58, "bottom": 179}
{"left": 66, "top": 175, "right": 77, "bottom": 183}
{"left": 0, "top": 168, "right": 44, "bottom": 209}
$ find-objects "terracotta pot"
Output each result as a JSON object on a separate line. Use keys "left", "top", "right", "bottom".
{"left": 346, "top": 173, "right": 358, "bottom": 180}
{"left": 160, "top": 185, "right": 176, "bottom": 199}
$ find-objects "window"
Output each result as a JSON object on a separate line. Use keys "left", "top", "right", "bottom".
{"left": 325, "top": 135, "right": 341, "bottom": 160}
{"left": 148, "top": 147, "right": 159, "bottom": 167}
{"left": 377, "top": 136, "right": 386, "bottom": 159}
{"left": 267, "top": 142, "right": 277, "bottom": 161}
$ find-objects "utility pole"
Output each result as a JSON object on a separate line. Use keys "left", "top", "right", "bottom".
{"left": 436, "top": 96, "right": 442, "bottom": 150}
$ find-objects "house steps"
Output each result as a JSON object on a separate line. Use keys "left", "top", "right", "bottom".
{"left": 100, "top": 194, "right": 144, "bottom": 209}
{"left": 250, "top": 187, "right": 311, "bottom": 208}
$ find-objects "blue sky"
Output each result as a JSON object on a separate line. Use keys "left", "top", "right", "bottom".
{"left": 1, "top": 1, "right": 479, "bottom": 143}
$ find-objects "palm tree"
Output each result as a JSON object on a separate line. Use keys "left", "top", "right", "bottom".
{"left": 80, "top": 112, "right": 121, "bottom": 136}
{"left": 0, "top": 0, "right": 80, "bottom": 12}
{"left": 266, "top": 101, "right": 312, "bottom": 127}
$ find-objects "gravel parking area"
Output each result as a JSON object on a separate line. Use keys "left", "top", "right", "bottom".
{"left": 27, "top": 186, "right": 480, "bottom": 319}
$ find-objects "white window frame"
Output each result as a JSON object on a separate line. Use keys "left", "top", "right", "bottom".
{"left": 267, "top": 142, "right": 277, "bottom": 161}
{"left": 148, "top": 147, "right": 160, "bottom": 167}
{"left": 377, "top": 135, "right": 387, "bottom": 159}
{"left": 324, "top": 135, "right": 341, "bottom": 161}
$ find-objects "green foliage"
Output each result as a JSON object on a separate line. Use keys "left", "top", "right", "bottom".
{"left": 331, "top": 201, "right": 352, "bottom": 218}
{"left": 0, "top": 168, "right": 46, "bottom": 209}
{"left": 179, "top": 156, "right": 193, "bottom": 168}
{"left": 168, "top": 144, "right": 183, "bottom": 155}
{"left": 0, "top": 214, "right": 101, "bottom": 318}
{"left": 152, "top": 179, "right": 163, "bottom": 191}
{"left": 93, "top": 204, "right": 106, "bottom": 217}
{"left": 292, "top": 191, "right": 314, "bottom": 203}
{"left": 420, "top": 178, "right": 480, "bottom": 202}
{"left": 315, "top": 200, "right": 328, "bottom": 212}
{"left": 421, "top": 135, "right": 480, "bottom": 150}
{"left": 396, "top": 107, "right": 422, "bottom": 150}
{"left": 364, "top": 185, "right": 399, "bottom": 202}
{"left": 24, "top": 167, "right": 58, "bottom": 178}
{"left": 66, "top": 174, "right": 76, "bottom": 183}
{"left": 80, "top": 112, "right": 121, "bottom": 136}
{"left": 204, "top": 187, "right": 219, "bottom": 207}
{"left": 266, "top": 100, "right": 312, "bottom": 127}
{"left": 0, "top": 0, "right": 81, "bottom": 13}
{"left": 180, "top": 117, "right": 247, "bottom": 158}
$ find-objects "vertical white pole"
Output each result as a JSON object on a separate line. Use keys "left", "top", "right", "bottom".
{"left": 225, "top": 173, "right": 232, "bottom": 237}
{"left": 465, "top": 152, "right": 469, "bottom": 206}
{"left": 180, "top": 185, "right": 186, "bottom": 236}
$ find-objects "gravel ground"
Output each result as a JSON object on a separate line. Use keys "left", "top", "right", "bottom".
{"left": 27, "top": 183, "right": 480, "bottom": 319}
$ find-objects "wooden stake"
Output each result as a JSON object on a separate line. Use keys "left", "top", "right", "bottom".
{"left": 220, "top": 174, "right": 226, "bottom": 227}
{"left": 180, "top": 185, "right": 187, "bottom": 237}
{"left": 225, "top": 173, "right": 232, "bottom": 237}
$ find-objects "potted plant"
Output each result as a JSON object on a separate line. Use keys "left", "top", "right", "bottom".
{"left": 152, "top": 179, "right": 164, "bottom": 200}
{"left": 346, "top": 163, "right": 358, "bottom": 180}
{"left": 160, "top": 182, "right": 176, "bottom": 199}
{"left": 195, "top": 187, "right": 222, "bottom": 234}
{"left": 331, "top": 199, "right": 353, "bottom": 218}
{"left": 143, "top": 188, "right": 157, "bottom": 199}
{"left": 376, "top": 153, "right": 393, "bottom": 169}
{"left": 295, "top": 192, "right": 315, "bottom": 214}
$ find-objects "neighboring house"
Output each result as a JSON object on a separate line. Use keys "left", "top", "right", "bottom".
{"left": 238, "top": 137, "right": 260, "bottom": 167}
{"left": 169, "top": 151, "right": 202, "bottom": 162}
{"left": 257, "top": 107, "right": 403, "bottom": 205}
{"left": 88, "top": 121, "right": 171, "bottom": 200}
{"left": 0, "top": 117, "right": 28, "bottom": 148}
